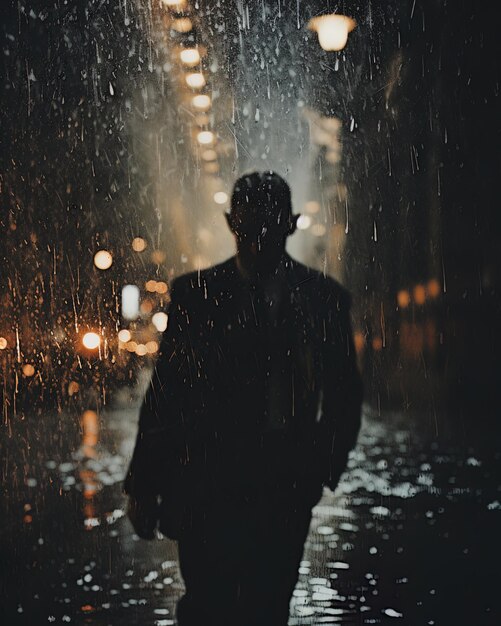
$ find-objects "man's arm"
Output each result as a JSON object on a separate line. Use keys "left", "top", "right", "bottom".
{"left": 123, "top": 280, "right": 190, "bottom": 537}
{"left": 323, "top": 288, "right": 363, "bottom": 491}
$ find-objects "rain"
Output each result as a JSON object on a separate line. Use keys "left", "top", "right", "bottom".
{"left": 1, "top": 1, "right": 500, "bottom": 624}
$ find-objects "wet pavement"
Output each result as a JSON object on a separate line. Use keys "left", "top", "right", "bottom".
{"left": 1, "top": 396, "right": 500, "bottom": 625}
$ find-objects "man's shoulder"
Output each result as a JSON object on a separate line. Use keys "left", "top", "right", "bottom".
{"left": 288, "top": 258, "right": 352, "bottom": 309}
{"left": 170, "top": 257, "right": 237, "bottom": 301}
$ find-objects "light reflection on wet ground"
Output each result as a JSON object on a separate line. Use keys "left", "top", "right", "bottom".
{"left": 1, "top": 404, "right": 499, "bottom": 625}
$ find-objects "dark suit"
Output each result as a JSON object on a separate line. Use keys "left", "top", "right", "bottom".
{"left": 125, "top": 253, "right": 362, "bottom": 625}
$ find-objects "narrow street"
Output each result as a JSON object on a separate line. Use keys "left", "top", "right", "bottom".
{"left": 2, "top": 398, "right": 499, "bottom": 625}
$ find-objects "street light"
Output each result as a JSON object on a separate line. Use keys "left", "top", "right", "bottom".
{"left": 308, "top": 14, "right": 356, "bottom": 51}
{"left": 185, "top": 72, "right": 206, "bottom": 89}
{"left": 160, "top": 0, "right": 187, "bottom": 8}
{"left": 197, "top": 130, "right": 215, "bottom": 145}
{"left": 192, "top": 94, "right": 211, "bottom": 111}
{"left": 171, "top": 17, "right": 192, "bottom": 33}
{"left": 93, "top": 250, "right": 113, "bottom": 270}
{"left": 180, "top": 48, "right": 201, "bottom": 67}
{"left": 82, "top": 332, "right": 100, "bottom": 350}
{"left": 201, "top": 149, "right": 217, "bottom": 161}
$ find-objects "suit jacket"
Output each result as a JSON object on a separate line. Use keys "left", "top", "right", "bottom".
{"left": 125, "top": 254, "right": 362, "bottom": 526}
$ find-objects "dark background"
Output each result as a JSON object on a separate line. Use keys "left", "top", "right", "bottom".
{"left": 0, "top": 2, "right": 500, "bottom": 623}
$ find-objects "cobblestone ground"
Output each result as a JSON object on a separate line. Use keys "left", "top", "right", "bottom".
{"left": 1, "top": 398, "right": 499, "bottom": 625}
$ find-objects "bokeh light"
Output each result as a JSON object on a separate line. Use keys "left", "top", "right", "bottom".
{"left": 82, "top": 332, "right": 100, "bottom": 350}
{"left": 213, "top": 191, "right": 228, "bottom": 205}
{"left": 297, "top": 215, "right": 312, "bottom": 230}
{"left": 180, "top": 48, "right": 201, "bottom": 67}
{"left": 132, "top": 237, "right": 147, "bottom": 252}
{"left": 308, "top": 14, "right": 357, "bottom": 52}
{"left": 197, "top": 130, "right": 215, "bottom": 145}
{"left": 152, "top": 312, "right": 168, "bottom": 332}
{"left": 93, "top": 250, "right": 113, "bottom": 270}
{"left": 118, "top": 329, "right": 131, "bottom": 343}
{"left": 185, "top": 72, "right": 206, "bottom": 89}
{"left": 192, "top": 94, "right": 211, "bottom": 111}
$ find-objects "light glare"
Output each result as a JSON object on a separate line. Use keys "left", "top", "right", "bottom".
{"left": 180, "top": 48, "right": 201, "bottom": 67}
{"left": 152, "top": 312, "right": 168, "bottom": 332}
{"left": 192, "top": 94, "right": 211, "bottom": 111}
{"left": 197, "top": 130, "right": 215, "bottom": 145}
{"left": 82, "top": 332, "right": 100, "bottom": 350}
{"left": 308, "top": 14, "right": 356, "bottom": 52}
{"left": 185, "top": 72, "right": 206, "bottom": 89}
{"left": 94, "top": 250, "right": 113, "bottom": 270}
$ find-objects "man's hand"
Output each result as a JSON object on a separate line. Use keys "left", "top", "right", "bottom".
{"left": 127, "top": 494, "right": 159, "bottom": 540}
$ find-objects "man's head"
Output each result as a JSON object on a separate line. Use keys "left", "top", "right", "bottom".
{"left": 225, "top": 171, "right": 297, "bottom": 276}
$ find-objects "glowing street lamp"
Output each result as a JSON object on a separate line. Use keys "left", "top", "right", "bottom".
{"left": 82, "top": 332, "right": 100, "bottom": 350}
{"left": 308, "top": 14, "right": 356, "bottom": 52}
{"left": 161, "top": 0, "right": 186, "bottom": 8}
{"left": 180, "top": 48, "right": 201, "bottom": 67}
{"left": 201, "top": 149, "right": 217, "bottom": 162}
{"left": 192, "top": 94, "right": 211, "bottom": 111}
{"left": 132, "top": 237, "right": 147, "bottom": 252}
{"left": 185, "top": 72, "right": 206, "bottom": 90}
{"left": 197, "top": 130, "right": 215, "bottom": 145}
{"left": 93, "top": 250, "right": 113, "bottom": 270}
{"left": 171, "top": 17, "right": 192, "bottom": 33}
{"left": 118, "top": 329, "right": 131, "bottom": 343}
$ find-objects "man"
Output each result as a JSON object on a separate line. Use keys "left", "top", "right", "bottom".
{"left": 124, "top": 171, "right": 363, "bottom": 626}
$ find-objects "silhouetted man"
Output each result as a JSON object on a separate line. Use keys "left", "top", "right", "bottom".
{"left": 125, "top": 171, "right": 363, "bottom": 626}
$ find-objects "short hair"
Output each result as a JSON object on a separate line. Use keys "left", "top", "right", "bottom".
{"left": 230, "top": 171, "right": 292, "bottom": 222}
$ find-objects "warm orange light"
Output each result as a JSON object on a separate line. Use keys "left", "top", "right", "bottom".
{"left": 118, "top": 329, "right": 131, "bottom": 343}
{"left": 140, "top": 299, "right": 154, "bottom": 314}
{"left": 305, "top": 201, "right": 320, "bottom": 214}
{"left": 372, "top": 337, "right": 383, "bottom": 351}
{"left": 132, "top": 237, "right": 147, "bottom": 252}
{"left": 197, "top": 130, "right": 215, "bottom": 145}
{"left": 0, "top": 337, "right": 7, "bottom": 350}
{"left": 413, "top": 284, "right": 426, "bottom": 306}
{"left": 151, "top": 250, "right": 166, "bottom": 264}
{"left": 152, "top": 312, "right": 168, "bottom": 332}
{"left": 81, "top": 410, "right": 99, "bottom": 450}
{"left": 180, "top": 48, "right": 201, "bottom": 67}
{"left": 201, "top": 149, "right": 217, "bottom": 162}
{"left": 93, "top": 250, "right": 113, "bottom": 270}
{"left": 353, "top": 331, "right": 366, "bottom": 354}
{"left": 397, "top": 290, "right": 411, "bottom": 308}
{"left": 161, "top": 0, "right": 186, "bottom": 8}
{"left": 145, "top": 280, "right": 157, "bottom": 292}
{"left": 135, "top": 344, "right": 148, "bottom": 356}
{"left": 195, "top": 113, "right": 210, "bottom": 127}
{"left": 427, "top": 279, "right": 441, "bottom": 298}
{"left": 308, "top": 14, "right": 357, "bottom": 52}
{"left": 171, "top": 17, "right": 192, "bottom": 33}
{"left": 311, "top": 223, "right": 326, "bottom": 237}
{"left": 146, "top": 341, "right": 159, "bottom": 354}
{"left": 204, "top": 162, "right": 220, "bottom": 174}
{"left": 22, "top": 364, "right": 35, "bottom": 377}
{"left": 68, "top": 381, "right": 80, "bottom": 396}
{"left": 185, "top": 72, "right": 206, "bottom": 89}
{"left": 192, "top": 94, "right": 211, "bottom": 111}
{"left": 155, "top": 281, "right": 168, "bottom": 294}
{"left": 125, "top": 341, "right": 137, "bottom": 353}
{"left": 82, "top": 332, "right": 100, "bottom": 350}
